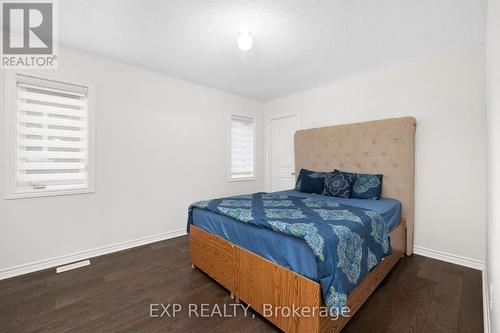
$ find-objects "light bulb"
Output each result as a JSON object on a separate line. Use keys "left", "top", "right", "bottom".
{"left": 237, "top": 28, "right": 253, "bottom": 52}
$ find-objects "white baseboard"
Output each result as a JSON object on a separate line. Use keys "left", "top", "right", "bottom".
{"left": 0, "top": 228, "right": 187, "bottom": 280}
{"left": 413, "top": 245, "right": 485, "bottom": 271}
{"left": 483, "top": 268, "right": 491, "bottom": 333}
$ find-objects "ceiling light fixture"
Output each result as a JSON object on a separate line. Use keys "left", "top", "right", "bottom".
{"left": 237, "top": 27, "right": 253, "bottom": 52}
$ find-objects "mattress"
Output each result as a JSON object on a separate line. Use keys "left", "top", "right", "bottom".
{"left": 191, "top": 189, "right": 401, "bottom": 281}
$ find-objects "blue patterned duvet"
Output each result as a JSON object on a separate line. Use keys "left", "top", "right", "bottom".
{"left": 187, "top": 192, "right": 391, "bottom": 314}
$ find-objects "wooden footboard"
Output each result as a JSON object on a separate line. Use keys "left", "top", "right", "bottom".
{"left": 190, "top": 219, "right": 405, "bottom": 333}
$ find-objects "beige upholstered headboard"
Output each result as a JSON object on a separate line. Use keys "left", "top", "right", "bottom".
{"left": 294, "top": 117, "right": 416, "bottom": 255}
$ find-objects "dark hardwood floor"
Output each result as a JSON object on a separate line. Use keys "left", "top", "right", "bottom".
{"left": 0, "top": 236, "right": 483, "bottom": 333}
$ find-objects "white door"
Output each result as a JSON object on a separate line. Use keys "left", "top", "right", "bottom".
{"left": 269, "top": 115, "right": 298, "bottom": 192}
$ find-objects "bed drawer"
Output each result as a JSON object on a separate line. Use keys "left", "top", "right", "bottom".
{"left": 190, "top": 225, "right": 235, "bottom": 291}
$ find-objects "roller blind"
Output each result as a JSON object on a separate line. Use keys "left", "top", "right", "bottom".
{"left": 15, "top": 74, "right": 90, "bottom": 193}
{"left": 230, "top": 115, "right": 255, "bottom": 179}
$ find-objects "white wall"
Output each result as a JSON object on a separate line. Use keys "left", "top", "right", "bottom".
{"left": 486, "top": 0, "right": 500, "bottom": 329}
{"left": 0, "top": 47, "right": 264, "bottom": 275}
{"left": 0, "top": 43, "right": 488, "bottom": 281}
{"left": 264, "top": 44, "right": 486, "bottom": 265}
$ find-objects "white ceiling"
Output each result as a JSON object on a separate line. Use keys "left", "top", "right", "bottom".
{"left": 59, "top": 0, "right": 485, "bottom": 101}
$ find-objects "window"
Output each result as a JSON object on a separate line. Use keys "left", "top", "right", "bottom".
{"left": 5, "top": 73, "right": 94, "bottom": 198}
{"left": 229, "top": 114, "right": 255, "bottom": 180}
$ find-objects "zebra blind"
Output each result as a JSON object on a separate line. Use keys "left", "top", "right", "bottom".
{"left": 15, "top": 74, "right": 90, "bottom": 193}
{"left": 230, "top": 115, "right": 254, "bottom": 179}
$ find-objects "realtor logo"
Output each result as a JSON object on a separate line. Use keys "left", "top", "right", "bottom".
{"left": 1, "top": 0, "right": 58, "bottom": 68}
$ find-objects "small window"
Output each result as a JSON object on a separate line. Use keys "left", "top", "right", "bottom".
{"left": 5, "top": 73, "right": 94, "bottom": 198}
{"left": 229, "top": 114, "right": 255, "bottom": 181}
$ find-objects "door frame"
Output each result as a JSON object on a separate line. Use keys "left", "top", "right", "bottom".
{"left": 265, "top": 113, "right": 300, "bottom": 192}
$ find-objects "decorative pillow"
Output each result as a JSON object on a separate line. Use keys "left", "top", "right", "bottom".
{"left": 351, "top": 173, "right": 383, "bottom": 200}
{"left": 295, "top": 169, "right": 330, "bottom": 194}
{"left": 322, "top": 170, "right": 355, "bottom": 198}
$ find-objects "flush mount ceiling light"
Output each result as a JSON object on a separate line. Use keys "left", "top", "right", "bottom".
{"left": 237, "top": 27, "right": 253, "bottom": 52}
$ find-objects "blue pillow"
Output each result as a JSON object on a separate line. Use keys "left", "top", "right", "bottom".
{"left": 322, "top": 170, "right": 355, "bottom": 198}
{"left": 351, "top": 173, "right": 383, "bottom": 200}
{"left": 295, "top": 169, "right": 330, "bottom": 194}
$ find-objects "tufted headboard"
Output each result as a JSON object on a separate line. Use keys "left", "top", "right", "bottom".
{"left": 294, "top": 117, "right": 416, "bottom": 255}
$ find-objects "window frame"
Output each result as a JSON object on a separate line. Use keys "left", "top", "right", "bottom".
{"left": 228, "top": 113, "right": 257, "bottom": 182}
{"left": 4, "top": 71, "right": 96, "bottom": 199}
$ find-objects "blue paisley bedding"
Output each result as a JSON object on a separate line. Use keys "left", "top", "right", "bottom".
{"left": 188, "top": 192, "right": 392, "bottom": 314}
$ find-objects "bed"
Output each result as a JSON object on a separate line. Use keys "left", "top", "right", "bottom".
{"left": 189, "top": 117, "right": 416, "bottom": 332}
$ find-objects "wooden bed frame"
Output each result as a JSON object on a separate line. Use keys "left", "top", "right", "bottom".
{"left": 190, "top": 219, "right": 405, "bottom": 332}
{"left": 190, "top": 117, "right": 416, "bottom": 332}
